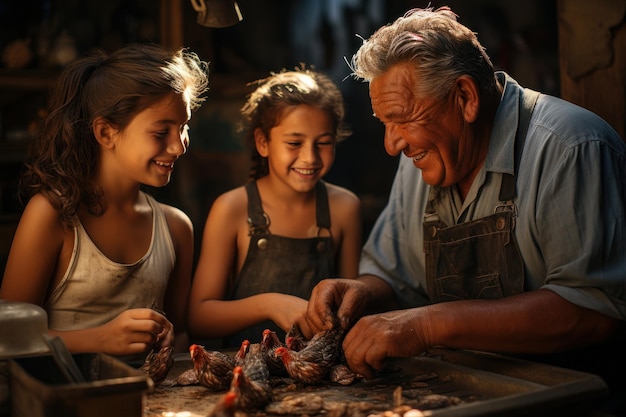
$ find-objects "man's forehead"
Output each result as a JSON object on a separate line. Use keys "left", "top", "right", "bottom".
{"left": 370, "top": 67, "right": 416, "bottom": 112}
{"left": 371, "top": 64, "right": 416, "bottom": 95}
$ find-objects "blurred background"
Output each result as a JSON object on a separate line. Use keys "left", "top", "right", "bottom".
{"left": 0, "top": 0, "right": 624, "bottom": 271}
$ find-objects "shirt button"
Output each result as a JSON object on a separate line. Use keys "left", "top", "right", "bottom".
{"left": 496, "top": 217, "right": 506, "bottom": 230}
{"left": 317, "top": 241, "right": 327, "bottom": 252}
{"left": 257, "top": 238, "right": 268, "bottom": 250}
{"left": 429, "top": 225, "right": 438, "bottom": 238}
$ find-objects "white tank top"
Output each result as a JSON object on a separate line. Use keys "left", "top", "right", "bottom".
{"left": 45, "top": 193, "right": 176, "bottom": 330}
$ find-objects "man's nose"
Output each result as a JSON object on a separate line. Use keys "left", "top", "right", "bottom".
{"left": 384, "top": 125, "right": 405, "bottom": 156}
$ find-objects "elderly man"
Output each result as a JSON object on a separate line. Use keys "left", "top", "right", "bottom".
{"left": 303, "top": 6, "right": 626, "bottom": 414}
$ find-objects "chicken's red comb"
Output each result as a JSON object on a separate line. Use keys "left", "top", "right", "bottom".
{"left": 224, "top": 391, "right": 236, "bottom": 403}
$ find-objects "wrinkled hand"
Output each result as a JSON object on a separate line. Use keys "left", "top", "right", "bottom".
{"left": 342, "top": 308, "right": 431, "bottom": 379}
{"left": 302, "top": 279, "right": 370, "bottom": 338}
{"left": 99, "top": 308, "right": 174, "bottom": 356}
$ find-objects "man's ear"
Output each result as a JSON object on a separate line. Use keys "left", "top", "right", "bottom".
{"left": 455, "top": 75, "right": 480, "bottom": 123}
{"left": 254, "top": 128, "right": 269, "bottom": 157}
{"left": 92, "top": 117, "right": 117, "bottom": 149}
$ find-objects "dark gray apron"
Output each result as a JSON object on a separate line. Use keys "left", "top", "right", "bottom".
{"left": 423, "top": 89, "right": 539, "bottom": 303}
{"left": 224, "top": 180, "right": 335, "bottom": 347}
{"left": 422, "top": 89, "right": 625, "bottom": 414}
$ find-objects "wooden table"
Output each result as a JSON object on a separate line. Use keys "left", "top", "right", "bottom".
{"left": 143, "top": 349, "right": 608, "bottom": 417}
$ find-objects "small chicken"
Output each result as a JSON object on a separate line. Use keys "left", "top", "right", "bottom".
{"left": 260, "top": 329, "right": 288, "bottom": 376}
{"left": 242, "top": 343, "right": 269, "bottom": 382}
{"left": 175, "top": 367, "right": 198, "bottom": 386}
{"left": 285, "top": 323, "right": 307, "bottom": 351}
{"left": 230, "top": 365, "right": 273, "bottom": 411}
{"left": 207, "top": 391, "right": 237, "bottom": 417}
{"left": 329, "top": 363, "right": 358, "bottom": 385}
{"left": 275, "top": 325, "right": 344, "bottom": 384}
{"left": 140, "top": 345, "right": 174, "bottom": 387}
{"left": 189, "top": 344, "right": 235, "bottom": 391}
{"left": 234, "top": 339, "right": 250, "bottom": 367}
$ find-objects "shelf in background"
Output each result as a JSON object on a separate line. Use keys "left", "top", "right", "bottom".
{"left": 0, "top": 69, "right": 59, "bottom": 91}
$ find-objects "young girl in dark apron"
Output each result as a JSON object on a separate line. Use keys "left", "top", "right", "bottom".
{"left": 188, "top": 68, "right": 362, "bottom": 347}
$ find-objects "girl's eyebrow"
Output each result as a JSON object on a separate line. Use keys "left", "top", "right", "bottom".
{"left": 281, "top": 131, "right": 334, "bottom": 138}
{"left": 152, "top": 118, "right": 188, "bottom": 127}
{"left": 281, "top": 131, "right": 305, "bottom": 137}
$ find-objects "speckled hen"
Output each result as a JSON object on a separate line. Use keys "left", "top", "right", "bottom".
{"left": 234, "top": 339, "right": 250, "bottom": 367}
{"left": 261, "top": 329, "right": 288, "bottom": 376}
{"left": 140, "top": 345, "right": 174, "bottom": 387}
{"left": 230, "top": 365, "right": 273, "bottom": 411}
{"left": 275, "top": 325, "right": 344, "bottom": 384}
{"left": 189, "top": 343, "right": 235, "bottom": 391}
{"left": 207, "top": 391, "right": 237, "bottom": 417}
{"left": 285, "top": 323, "right": 307, "bottom": 351}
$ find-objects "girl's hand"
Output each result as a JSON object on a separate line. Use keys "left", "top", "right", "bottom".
{"left": 99, "top": 308, "right": 174, "bottom": 355}
{"left": 267, "top": 294, "right": 308, "bottom": 334}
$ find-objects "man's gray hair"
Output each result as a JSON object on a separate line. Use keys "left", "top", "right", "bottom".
{"left": 351, "top": 6, "right": 497, "bottom": 100}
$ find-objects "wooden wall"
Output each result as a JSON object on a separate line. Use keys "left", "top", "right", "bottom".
{"left": 558, "top": 0, "right": 626, "bottom": 140}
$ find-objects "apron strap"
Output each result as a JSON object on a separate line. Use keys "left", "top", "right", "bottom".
{"left": 246, "top": 180, "right": 331, "bottom": 234}
{"left": 315, "top": 180, "right": 331, "bottom": 230}
{"left": 499, "top": 88, "right": 540, "bottom": 202}
{"left": 245, "top": 181, "right": 270, "bottom": 234}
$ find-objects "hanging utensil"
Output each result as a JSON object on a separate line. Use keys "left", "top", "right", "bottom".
{"left": 42, "top": 334, "right": 86, "bottom": 384}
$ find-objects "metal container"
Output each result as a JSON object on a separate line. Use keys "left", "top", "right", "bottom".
{"left": 0, "top": 301, "right": 51, "bottom": 417}
{"left": 9, "top": 352, "right": 150, "bottom": 417}
{"left": 0, "top": 301, "right": 49, "bottom": 359}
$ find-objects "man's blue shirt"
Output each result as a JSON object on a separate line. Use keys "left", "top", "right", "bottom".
{"left": 360, "top": 72, "right": 626, "bottom": 319}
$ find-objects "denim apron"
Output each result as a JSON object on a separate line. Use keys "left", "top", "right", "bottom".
{"left": 423, "top": 89, "right": 539, "bottom": 303}
{"left": 422, "top": 89, "right": 625, "bottom": 414}
{"left": 224, "top": 180, "right": 334, "bottom": 347}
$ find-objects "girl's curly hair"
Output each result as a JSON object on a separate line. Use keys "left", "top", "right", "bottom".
{"left": 238, "top": 67, "right": 350, "bottom": 179}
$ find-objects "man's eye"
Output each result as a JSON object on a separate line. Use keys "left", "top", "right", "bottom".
{"left": 156, "top": 130, "right": 168, "bottom": 139}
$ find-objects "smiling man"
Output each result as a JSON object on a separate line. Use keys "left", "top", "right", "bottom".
{"left": 303, "top": 6, "right": 626, "bottom": 415}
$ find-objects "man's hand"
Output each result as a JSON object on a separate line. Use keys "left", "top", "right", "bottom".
{"left": 342, "top": 308, "right": 432, "bottom": 379}
{"left": 302, "top": 278, "right": 370, "bottom": 338}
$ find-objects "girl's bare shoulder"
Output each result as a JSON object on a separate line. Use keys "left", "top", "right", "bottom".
{"left": 22, "top": 193, "right": 66, "bottom": 230}
{"left": 25, "top": 192, "right": 58, "bottom": 212}
{"left": 207, "top": 185, "right": 249, "bottom": 222}
{"left": 159, "top": 202, "right": 192, "bottom": 231}
{"left": 324, "top": 182, "right": 361, "bottom": 207}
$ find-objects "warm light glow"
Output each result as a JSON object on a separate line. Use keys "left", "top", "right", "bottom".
{"left": 161, "top": 412, "right": 194, "bottom": 417}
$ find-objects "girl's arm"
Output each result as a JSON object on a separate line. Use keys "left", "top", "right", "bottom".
{"left": 1, "top": 194, "right": 65, "bottom": 305}
{"left": 331, "top": 186, "right": 362, "bottom": 279}
{"left": 188, "top": 189, "right": 302, "bottom": 338}
{"left": 188, "top": 189, "right": 248, "bottom": 338}
{"left": 161, "top": 204, "right": 194, "bottom": 353}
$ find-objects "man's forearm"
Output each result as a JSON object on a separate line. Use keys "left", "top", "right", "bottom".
{"left": 424, "top": 288, "right": 620, "bottom": 354}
